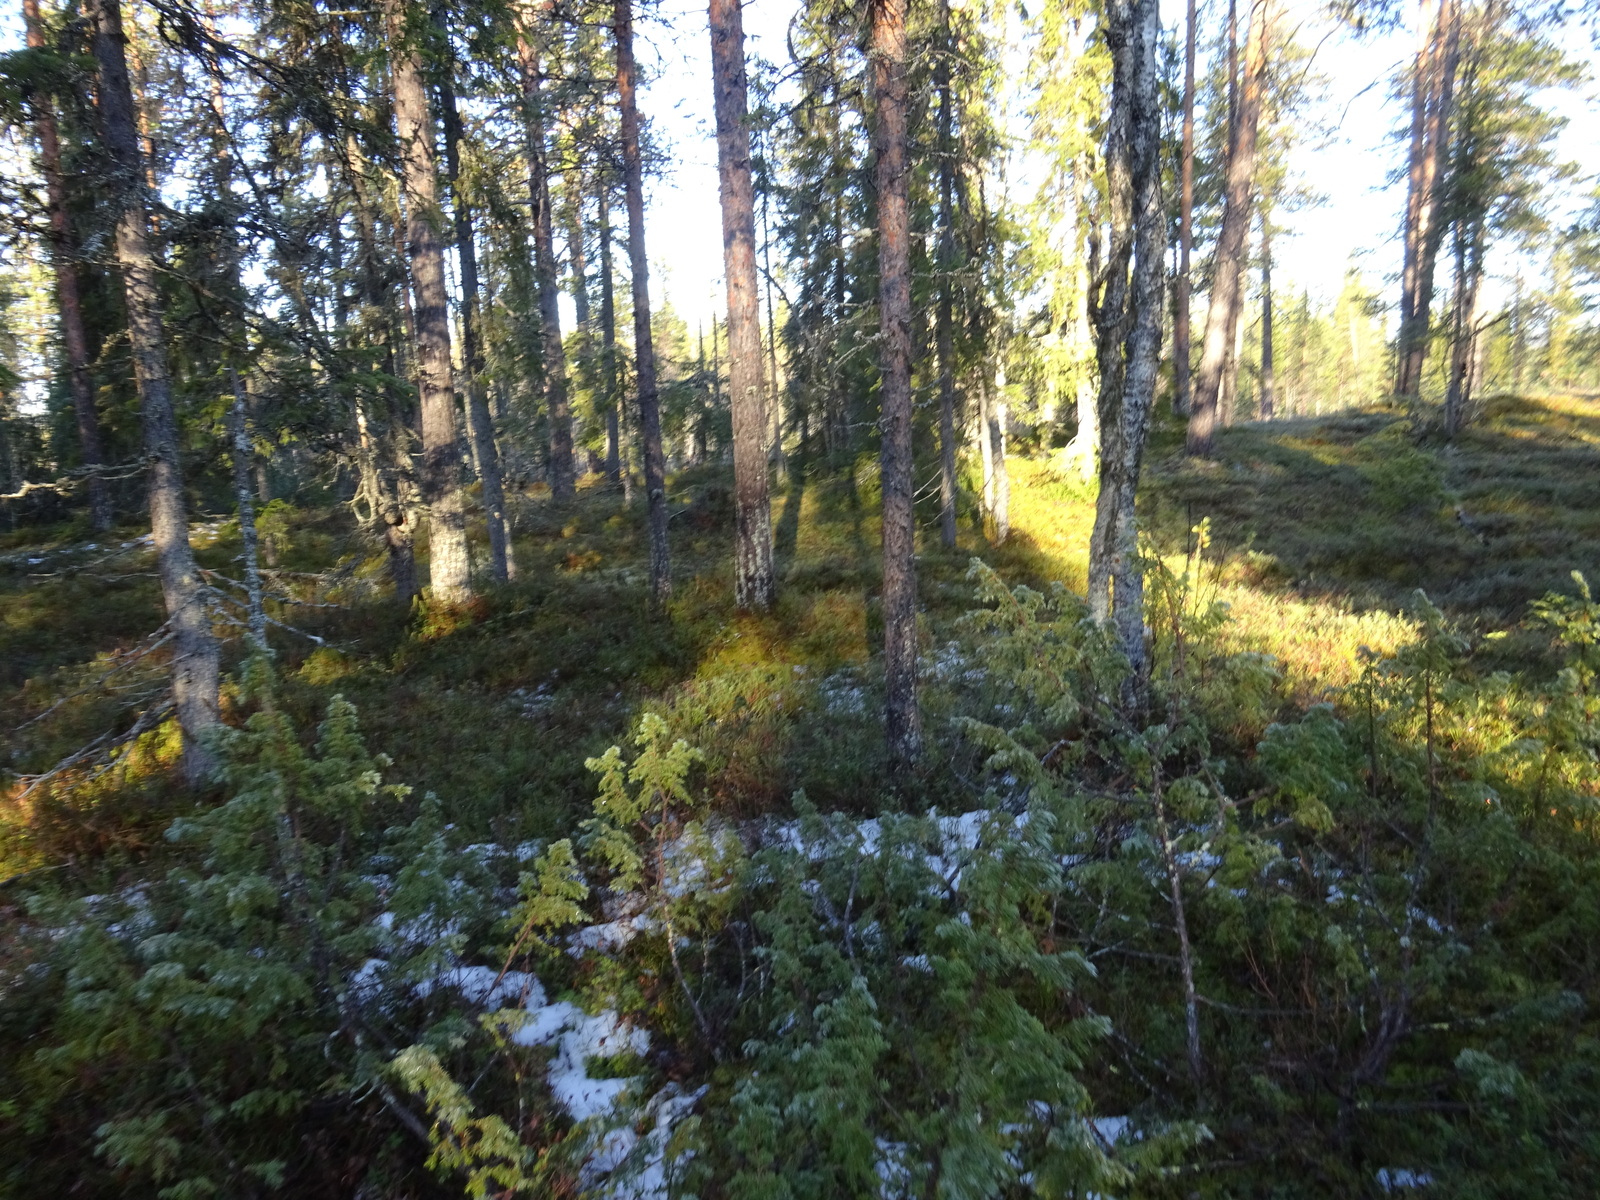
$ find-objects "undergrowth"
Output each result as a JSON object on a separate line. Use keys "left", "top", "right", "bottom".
{"left": 4, "top": 398, "right": 1600, "bottom": 1195}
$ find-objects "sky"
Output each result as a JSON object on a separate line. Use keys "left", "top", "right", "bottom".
{"left": 2, "top": 0, "right": 1596, "bottom": 333}
{"left": 638, "top": 0, "right": 1600, "bottom": 327}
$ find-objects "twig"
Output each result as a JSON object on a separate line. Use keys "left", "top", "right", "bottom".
{"left": 11, "top": 624, "right": 173, "bottom": 733}
{"left": 0, "top": 459, "right": 147, "bottom": 501}
{"left": 14, "top": 696, "right": 175, "bottom": 801}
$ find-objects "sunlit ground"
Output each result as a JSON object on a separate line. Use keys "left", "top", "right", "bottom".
{"left": 5, "top": 393, "right": 1598, "bottom": 879}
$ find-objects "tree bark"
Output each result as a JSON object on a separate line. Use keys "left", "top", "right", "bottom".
{"left": 1187, "top": 0, "right": 1273, "bottom": 457}
{"left": 978, "top": 372, "right": 994, "bottom": 516}
{"left": 870, "top": 0, "right": 921, "bottom": 765}
{"left": 709, "top": 0, "right": 776, "bottom": 610}
{"left": 27, "top": 0, "right": 112, "bottom": 532}
{"left": 1443, "top": 222, "right": 1483, "bottom": 438}
{"left": 1260, "top": 211, "right": 1275, "bottom": 419}
{"left": 615, "top": 0, "right": 672, "bottom": 603}
{"left": 1174, "top": 0, "right": 1197, "bottom": 417}
{"left": 1396, "top": 0, "right": 1461, "bottom": 400}
{"left": 758, "top": 130, "right": 786, "bottom": 472}
{"left": 989, "top": 367, "right": 1009, "bottom": 544}
{"left": 439, "top": 59, "right": 514, "bottom": 582}
{"left": 384, "top": 0, "right": 472, "bottom": 603}
{"left": 517, "top": 13, "right": 577, "bottom": 503}
{"left": 934, "top": 0, "right": 959, "bottom": 549}
{"left": 1088, "top": 0, "right": 1165, "bottom": 698}
{"left": 89, "top": 0, "right": 219, "bottom": 782}
{"left": 1066, "top": 157, "right": 1098, "bottom": 483}
{"left": 597, "top": 178, "right": 626, "bottom": 493}
{"left": 229, "top": 370, "right": 268, "bottom": 652}
{"left": 341, "top": 138, "right": 418, "bottom": 598}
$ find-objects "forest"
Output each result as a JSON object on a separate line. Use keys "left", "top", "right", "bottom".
{"left": 2, "top": 0, "right": 1600, "bottom": 1192}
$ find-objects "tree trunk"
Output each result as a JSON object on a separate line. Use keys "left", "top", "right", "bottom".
{"left": 989, "top": 368, "right": 1009, "bottom": 544}
{"left": 1088, "top": 0, "right": 1165, "bottom": 698}
{"left": 1507, "top": 272, "right": 1525, "bottom": 393}
{"left": 1066, "top": 158, "right": 1098, "bottom": 483}
{"left": 1396, "top": 0, "right": 1461, "bottom": 401}
{"left": 870, "top": 0, "right": 921, "bottom": 765}
{"left": 978, "top": 373, "right": 994, "bottom": 517}
{"left": 26, "top": 0, "right": 112, "bottom": 533}
{"left": 758, "top": 127, "right": 786, "bottom": 472}
{"left": 518, "top": 11, "right": 576, "bottom": 502}
{"left": 1260, "top": 211, "right": 1275, "bottom": 419}
{"left": 934, "top": 0, "right": 959, "bottom": 549}
{"left": 1226, "top": 0, "right": 1239, "bottom": 133}
{"left": 90, "top": 0, "right": 220, "bottom": 783}
{"left": 1443, "top": 224, "right": 1483, "bottom": 438}
{"left": 384, "top": 0, "right": 472, "bottom": 603}
{"left": 1187, "top": 0, "right": 1273, "bottom": 457}
{"left": 440, "top": 59, "right": 513, "bottom": 582}
{"left": 355, "top": 395, "right": 419, "bottom": 602}
{"left": 229, "top": 370, "right": 268, "bottom": 652}
{"left": 1174, "top": 0, "right": 1197, "bottom": 417}
{"left": 709, "top": 0, "right": 776, "bottom": 610}
{"left": 342, "top": 137, "right": 417, "bottom": 598}
{"left": 615, "top": 0, "right": 672, "bottom": 603}
{"left": 597, "top": 179, "right": 626, "bottom": 493}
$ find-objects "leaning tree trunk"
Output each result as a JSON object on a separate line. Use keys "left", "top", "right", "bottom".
{"left": 709, "top": 0, "right": 776, "bottom": 610}
{"left": 89, "top": 0, "right": 219, "bottom": 783}
{"left": 1087, "top": 0, "right": 1166, "bottom": 703}
{"left": 26, "top": 0, "right": 112, "bottom": 532}
{"left": 616, "top": 0, "right": 672, "bottom": 604}
{"left": 1187, "top": 0, "right": 1274, "bottom": 456}
{"left": 1173, "top": 0, "right": 1198, "bottom": 417}
{"left": 870, "top": 0, "right": 922, "bottom": 766}
{"left": 934, "top": 0, "right": 959, "bottom": 549}
{"left": 384, "top": 0, "right": 472, "bottom": 603}
{"left": 518, "top": 10, "right": 577, "bottom": 502}
{"left": 440, "top": 63, "right": 513, "bottom": 582}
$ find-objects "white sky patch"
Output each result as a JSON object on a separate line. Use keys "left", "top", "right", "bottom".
{"left": 1, "top": 0, "right": 1595, "bottom": 349}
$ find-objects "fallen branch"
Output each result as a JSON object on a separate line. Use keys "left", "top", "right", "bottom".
{"left": 13, "top": 695, "right": 175, "bottom": 801}
{"left": 0, "top": 459, "right": 147, "bottom": 501}
{"left": 11, "top": 624, "right": 174, "bottom": 734}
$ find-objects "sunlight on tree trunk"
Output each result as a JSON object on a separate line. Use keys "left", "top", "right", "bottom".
{"left": 1188, "top": 0, "right": 1274, "bottom": 457}
{"left": 709, "top": 0, "right": 775, "bottom": 610}
{"left": 870, "top": 0, "right": 921, "bottom": 767}
{"left": 384, "top": 0, "right": 472, "bottom": 604}
{"left": 1088, "top": 0, "right": 1165, "bottom": 701}
{"left": 440, "top": 57, "right": 513, "bottom": 582}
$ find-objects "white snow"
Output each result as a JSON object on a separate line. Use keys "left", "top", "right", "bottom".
{"left": 1377, "top": 1167, "right": 1434, "bottom": 1190}
{"left": 511, "top": 1000, "right": 648, "bottom": 1122}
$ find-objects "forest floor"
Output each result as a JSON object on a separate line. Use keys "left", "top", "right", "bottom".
{"left": 4, "top": 390, "right": 1599, "bottom": 883}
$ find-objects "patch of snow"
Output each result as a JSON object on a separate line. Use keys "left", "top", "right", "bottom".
{"left": 1091, "top": 1116, "right": 1131, "bottom": 1147}
{"left": 1376, "top": 1168, "right": 1434, "bottom": 1190}
{"left": 415, "top": 965, "right": 540, "bottom": 1010}
{"left": 512, "top": 1001, "right": 648, "bottom": 1122}
{"left": 569, "top": 913, "right": 657, "bottom": 954}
